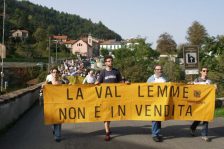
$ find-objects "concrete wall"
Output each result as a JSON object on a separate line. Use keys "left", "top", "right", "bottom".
{"left": 0, "top": 83, "right": 41, "bottom": 131}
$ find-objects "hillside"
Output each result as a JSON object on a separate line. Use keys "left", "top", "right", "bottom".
{"left": 0, "top": 0, "right": 122, "bottom": 40}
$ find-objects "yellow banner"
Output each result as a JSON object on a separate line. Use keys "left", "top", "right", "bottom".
{"left": 43, "top": 83, "right": 215, "bottom": 125}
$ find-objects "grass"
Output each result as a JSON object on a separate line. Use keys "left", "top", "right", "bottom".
{"left": 215, "top": 108, "right": 224, "bottom": 117}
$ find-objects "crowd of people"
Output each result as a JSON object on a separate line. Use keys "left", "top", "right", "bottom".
{"left": 42, "top": 55, "right": 214, "bottom": 143}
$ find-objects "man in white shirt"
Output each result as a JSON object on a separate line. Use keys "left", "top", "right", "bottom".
{"left": 147, "top": 65, "right": 166, "bottom": 142}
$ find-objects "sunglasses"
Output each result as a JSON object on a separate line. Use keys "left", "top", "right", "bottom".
{"left": 105, "top": 60, "right": 113, "bottom": 62}
{"left": 202, "top": 70, "right": 209, "bottom": 72}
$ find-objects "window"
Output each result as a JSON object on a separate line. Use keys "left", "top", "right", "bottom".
{"left": 77, "top": 43, "right": 82, "bottom": 46}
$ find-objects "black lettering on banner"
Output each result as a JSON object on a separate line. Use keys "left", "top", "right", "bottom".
{"left": 111, "top": 106, "right": 114, "bottom": 117}
{"left": 178, "top": 105, "right": 184, "bottom": 116}
{"left": 78, "top": 107, "right": 85, "bottom": 119}
{"left": 186, "top": 105, "right": 192, "bottom": 116}
{"left": 105, "top": 86, "right": 112, "bottom": 98}
{"left": 148, "top": 85, "right": 154, "bottom": 97}
{"left": 135, "top": 105, "right": 143, "bottom": 116}
{"left": 67, "top": 88, "right": 73, "bottom": 100}
{"left": 69, "top": 107, "right": 76, "bottom": 119}
{"left": 59, "top": 107, "right": 85, "bottom": 120}
{"left": 164, "top": 105, "right": 170, "bottom": 116}
{"left": 118, "top": 105, "right": 126, "bottom": 116}
{"left": 95, "top": 86, "right": 102, "bottom": 98}
{"left": 115, "top": 86, "right": 121, "bottom": 97}
{"left": 172, "top": 105, "right": 175, "bottom": 116}
{"left": 138, "top": 85, "right": 144, "bottom": 97}
{"left": 158, "top": 85, "right": 168, "bottom": 97}
{"left": 76, "top": 88, "right": 84, "bottom": 100}
{"left": 68, "top": 107, "right": 85, "bottom": 119}
{"left": 170, "top": 86, "right": 179, "bottom": 97}
{"left": 145, "top": 105, "right": 151, "bottom": 116}
{"left": 95, "top": 106, "right": 101, "bottom": 118}
{"left": 183, "top": 87, "right": 188, "bottom": 98}
{"left": 154, "top": 105, "right": 162, "bottom": 116}
{"left": 59, "top": 108, "right": 66, "bottom": 120}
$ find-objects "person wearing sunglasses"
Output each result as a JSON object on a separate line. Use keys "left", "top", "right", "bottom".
{"left": 190, "top": 67, "right": 211, "bottom": 142}
{"left": 146, "top": 65, "right": 166, "bottom": 142}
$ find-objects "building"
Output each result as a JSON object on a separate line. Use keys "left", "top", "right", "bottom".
{"left": 159, "top": 54, "right": 178, "bottom": 62}
{"left": 100, "top": 39, "right": 122, "bottom": 51}
{"left": 63, "top": 40, "right": 77, "bottom": 49}
{"left": 123, "top": 39, "right": 139, "bottom": 50}
{"left": 11, "top": 29, "right": 29, "bottom": 39}
{"left": 51, "top": 35, "right": 68, "bottom": 43}
{"left": 71, "top": 34, "right": 99, "bottom": 58}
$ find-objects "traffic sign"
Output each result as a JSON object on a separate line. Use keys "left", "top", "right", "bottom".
{"left": 183, "top": 46, "right": 199, "bottom": 74}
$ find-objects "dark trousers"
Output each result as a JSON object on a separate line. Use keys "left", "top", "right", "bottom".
{"left": 191, "top": 121, "right": 208, "bottom": 136}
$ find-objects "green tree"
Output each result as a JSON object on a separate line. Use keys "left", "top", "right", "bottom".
{"left": 113, "top": 39, "right": 160, "bottom": 82}
{"left": 159, "top": 59, "right": 184, "bottom": 82}
{"left": 186, "top": 21, "right": 208, "bottom": 46}
{"left": 199, "top": 35, "right": 224, "bottom": 97}
{"left": 156, "top": 32, "right": 177, "bottom": 54}
{"left": 33, "top": 27, "right": 48, "bottom": 57}
{"left": 100, "top": 48, "right": 109, "bottom": 57}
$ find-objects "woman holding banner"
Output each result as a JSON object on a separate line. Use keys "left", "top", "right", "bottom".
{"left": 47, "top": 67, "right": 63, "bottom": 142}
{"left": 82, "top": 69, "right": 96, "bottom": 84}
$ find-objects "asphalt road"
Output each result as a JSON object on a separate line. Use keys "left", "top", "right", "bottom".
{"left": 0, "top": 104, "right": 223, "bottom": 149}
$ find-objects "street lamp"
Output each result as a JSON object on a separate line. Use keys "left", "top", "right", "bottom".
{"left": 52, "top": 40, "right": 59, "bottom": 64}
{"left": 1, "top": 0, "right": 6, "bottom": 93}
{"left": 48, "top": 36, "right": 51, "bottom": 72}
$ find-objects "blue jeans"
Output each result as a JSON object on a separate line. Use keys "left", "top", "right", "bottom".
{"left": 53, "top": 124, "right": 61, "bottom": 139}
{"left": 191, "top": 121, "right": 208, "bottom": 136}
{"left": 152, "top": 121, "right": 161, "bottom": 137}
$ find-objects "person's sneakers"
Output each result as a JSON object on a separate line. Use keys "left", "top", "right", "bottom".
{"left": 190, "top": 128, "right": 196, "bottom": 136}
{"left": 105, "top": 132, "right": 110, "bottom": 141}
{"left": 152, "top": 136, "right": 162, "bottom": 142}
{"left": 201, "top": 136, "right": 211, "bottom": 142}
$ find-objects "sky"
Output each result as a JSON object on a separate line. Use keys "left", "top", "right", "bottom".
{"left": 28, "top": 0, "right": 224, "bottom": 48}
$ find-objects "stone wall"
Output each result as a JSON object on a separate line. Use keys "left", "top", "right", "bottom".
{"left": 0, "top": 83, "right": 41, "bottom": 131}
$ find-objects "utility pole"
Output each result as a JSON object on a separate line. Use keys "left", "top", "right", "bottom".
{"left": 48, "top": 36, "right": 51, "bottom": 72}
{"left": 55, "top": 41, "right": 58, "bottom": 64}
{"left": 1, "top": 0, "right": 6, "bottom": 93}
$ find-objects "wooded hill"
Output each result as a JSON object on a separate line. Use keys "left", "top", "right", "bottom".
{"left": 0, "top": 0, "right": 122, "bottom": 41}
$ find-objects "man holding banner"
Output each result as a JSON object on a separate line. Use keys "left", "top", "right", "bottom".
{"left": 190, "top": 67, "right": 212, "bottom": 142}
{"left": 95, "top": 55, "right": 122, "bottom": 141}
{"left": 147, "top": 65, "right": 166, "bottom": 142}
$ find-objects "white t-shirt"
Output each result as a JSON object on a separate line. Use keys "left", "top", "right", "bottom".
{"left": 46, "top": 74, "right": 53, "bottom": 82}
{"left": 83, "top": 75, "right": 96, "bottom": 84}
{"left": 194, "top": 77, "right": 211, "bottom": 85}
{"left": 154, "top": 75, "right": 166, "bottom": 83}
